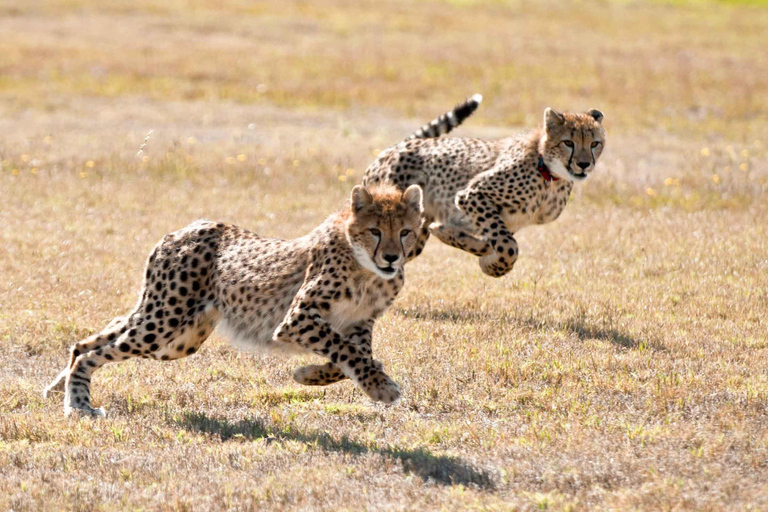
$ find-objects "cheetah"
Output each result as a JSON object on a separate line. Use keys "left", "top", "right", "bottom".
{"left": 43, "top": 184, "right": 424, "bottom": 417}
{"left": 363, "top": 104, "right": 606, "bottom": 277}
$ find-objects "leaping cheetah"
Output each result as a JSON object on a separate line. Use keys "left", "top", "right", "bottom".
{"left": 363, "top": 102, "right": 605, "bottom": 277}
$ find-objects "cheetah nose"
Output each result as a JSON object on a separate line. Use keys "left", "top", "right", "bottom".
{"left": 577, "top": 162, "right": 591, "bottom": 170}
{"left": 383, "top": 254, "right": 399, "bottom": 264}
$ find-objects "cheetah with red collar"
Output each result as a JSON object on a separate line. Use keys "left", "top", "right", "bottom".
{"left": 44, "top": 184, "right": 423, "bottom": 417}
{"left": 363, "top": 104, "right": 606, "bottom": 277}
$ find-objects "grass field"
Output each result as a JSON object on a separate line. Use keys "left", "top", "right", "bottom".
{"left": 1, "top": 0, "right": 768, "bottom": 510}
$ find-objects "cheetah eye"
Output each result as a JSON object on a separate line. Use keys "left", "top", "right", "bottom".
{"left": 369, "top": 228, "right": 381, "bottom": 237}
{"left": 562, "top": 140, "right": 574, "bottom": 148}
{"left": 400, "top": 229, "right": 412, "bottom": 238}
{"left": 591, "top": 141, "right": 601, "bottom": 148}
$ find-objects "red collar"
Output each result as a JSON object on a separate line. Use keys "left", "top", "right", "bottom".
{"left": 538, "top": 157, "right": 561, "bottom": 183}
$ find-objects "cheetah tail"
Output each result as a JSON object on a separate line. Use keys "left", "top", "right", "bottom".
{"left": 403, "top": 94, "right": 482, "bottom": 141}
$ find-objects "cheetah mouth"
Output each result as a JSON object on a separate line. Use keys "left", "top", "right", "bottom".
{"left": 377, "top": 265, "right": 397, "bottom": 275}
{"left": 567, "top": 168, "right": 589, "bottom": 181}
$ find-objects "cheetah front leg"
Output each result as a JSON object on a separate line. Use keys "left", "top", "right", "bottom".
{"left": 292, "top": 320, "right": 373, "bottom": 386}
{"left": 275, "top": 295, "right": 399, "bottom": 404}
{"left": 456, "top": 189, "right": 519, "bottom": 277}
{"left": 429, "top": 222, "right": 492, "bottom": 257}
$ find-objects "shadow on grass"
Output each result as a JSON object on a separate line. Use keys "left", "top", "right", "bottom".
{"left": 395, "top": 306, "right": 493, "bottom": 324}
{"left": 395, "top": 306, "right": 658, "bottom": 351}
{"left": 173, "top": 411, "right": 496, "bottom": 489}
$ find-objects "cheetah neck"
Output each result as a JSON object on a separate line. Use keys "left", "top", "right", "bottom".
{"left": 543, "top": 158, "right": 572, "bottom": 182}
{"left": 537, "top": 156, "right": 561, "bottom": 183}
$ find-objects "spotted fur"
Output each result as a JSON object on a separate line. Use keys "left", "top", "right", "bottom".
{"left": 44, "top": 184, "right": 423, "bottom": 417}
{"left": 363, "top": 106, "right": 605, "bottom": 277}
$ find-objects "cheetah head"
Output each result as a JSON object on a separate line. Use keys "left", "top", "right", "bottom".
{"left": 346, "top": 184, "right": 423, "bottom": 280}
{"left": 540, "top": 108, "right": 605, "bottom": 182}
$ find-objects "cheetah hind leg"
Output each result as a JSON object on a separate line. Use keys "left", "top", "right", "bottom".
{"left": 43, "top": 316, "right": 129, "bottom": 399}
{"left": 292, "top": 362, "right": 348, "bottom": 386}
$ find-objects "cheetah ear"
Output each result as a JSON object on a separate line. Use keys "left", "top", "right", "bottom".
{"left": 402, "top": 184, "right": 423, "bottom": 214}
{"left": 351, "top": 185, "right": 373, "bottom": 213}
{"left": 544, "top": 107, "right": 564, "bottom": 131}
{"left": 587, "top": 108, "right": 604, "bottom": 124}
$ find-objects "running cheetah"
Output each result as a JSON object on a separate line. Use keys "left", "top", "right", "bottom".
{"left": 363, "top": 104, "right": 605, "bottom": 277}
{"left": 44, "top": 184, "right": 423, "bottom": 417}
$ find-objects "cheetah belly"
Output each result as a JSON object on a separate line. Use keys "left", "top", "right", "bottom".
{"left": 218, "top": 280, "right": 307, "bottom": 356}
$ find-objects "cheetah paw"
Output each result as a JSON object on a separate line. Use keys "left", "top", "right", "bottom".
{"left": 292, "top": 363, "right": 346, "bottom": 386}
{"left": 479, "top": 252, "right": 511, "bottom": 277}
{"left": 360, "top": 371, "right": 401, "bottom": 405}
{"left": 65, "top": 406, "right": 107, "bottom": 419}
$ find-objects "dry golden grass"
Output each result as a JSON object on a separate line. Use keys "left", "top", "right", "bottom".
{"left": 1, "top": 0, "right": 768, "bottom": 510}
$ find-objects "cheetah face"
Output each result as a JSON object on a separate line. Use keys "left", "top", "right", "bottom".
{"left": 541, "top": 107, "right": 605, "bottom": 182}
{"left": 346, "top": 184, "right": 423, "bottom": 280}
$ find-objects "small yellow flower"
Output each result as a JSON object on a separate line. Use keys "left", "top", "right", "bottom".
{"left": 31, "top": 167, "right": 38, "bottom": 175}
{"left": 371, "top": 148, "right": 381, "bottom": 156}
{"left": 346, "top": 168, "right": 355, "bottom": 176}
{"left": 293, "top": 159, "right": 300, "bottom": 167}
{"left": 338, "top": 175, "right": 347, "bottom": 182}
{"left": 237, "top": 154, "right": 247, "bottom": 162}
{"left": 20, "top": 154, "right": 30, "bottom": 162}
{"left": 741, "top": 149, "right": 749, "bottom": 158}
{"left": 740, "top": 163, "right": 748, "bottom": 171}
{"left": 79, "top": 172, "right": 87, "bottom": 179}
{"left": 646, "top": 188, "right": 656, "bottom": 196}
{"left": 187, "top": 137, "right": 197, "bottom": 144}
{"left": 12, "top": 168, "right": 19, "bottom": 176}
{"left": 225, "top": 157, "right": 236, "bottom": 165}
{"left": 258, "top": 158, "right": 267, "bottom": 166}
{"left": 700, "top": 148, "right": 710, "bottom": 157}
{"left": 86, "top": 160, "right": 95, "bottom": 168}
{"left": 712, "top": 174, "right": 720, "bottom": 184}
{"left": 142, "top": 156, "right": 149, "bottom": 163}
{"left": 664, "top": 177, "right": 674, "bottom": 186}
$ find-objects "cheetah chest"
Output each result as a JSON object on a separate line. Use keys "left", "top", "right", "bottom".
{"left": 500, "top": 185, "right": 570, "bottom": 232}
{"left": 326, "top": 278, "right": 394, "bottom": 334}
{"left": 501, "top": 208, "right": 536, "bottom": 234}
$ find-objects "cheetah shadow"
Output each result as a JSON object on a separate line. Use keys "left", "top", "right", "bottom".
{"left": 395, "top": 306, "right": 658, "bottom": 351}
{"left": 173, "top": 411, "right": 496, "bottom": 489}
